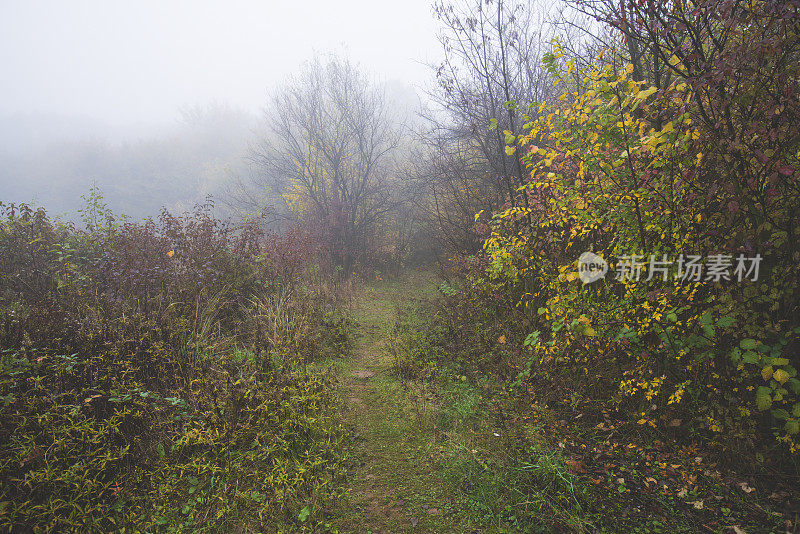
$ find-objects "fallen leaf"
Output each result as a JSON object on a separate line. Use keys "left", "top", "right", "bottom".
{"left": 739, "top": 482, "right": 755, "bottom": 493}
{"left": 566, "top": 460, "right": 587, "bottom": 474}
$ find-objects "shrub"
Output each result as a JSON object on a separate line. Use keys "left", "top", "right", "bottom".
{"left": 0, "top": 200, "right": 350, "bottom": 531}
{"left": 463, "top": 0, "right": 800, "bottom": 461}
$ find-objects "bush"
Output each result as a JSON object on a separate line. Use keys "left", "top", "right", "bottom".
{"left": 454, "top": 0, "right": 800, "bottom": 466}
{"left": 0, "top": 200, "right": 350, "bottom": 531}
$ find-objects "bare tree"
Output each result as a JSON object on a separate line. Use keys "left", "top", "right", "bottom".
{"left": 555, "top": 0, "right": 689, "bottom": 90}
{"left": 414, "top": 0, "right": 556, "bottom": 253}
{"left": 253, "top": 55, "right": 401, "bottom": 272}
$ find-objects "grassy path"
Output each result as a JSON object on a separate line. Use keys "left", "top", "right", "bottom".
{"left": 322, "top": 271, "right": 795, "bottom": 534}
{"left": 329, "top": 272, "right": 484, "bottom": 533}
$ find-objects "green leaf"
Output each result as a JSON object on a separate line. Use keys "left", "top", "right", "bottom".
{"left": 789, "top": 378, "right": 800, "bottom": 395}
{"left": 740, "top": 338, "right": 758, "bottom": 350}
{"left": 716, "top": 316, "right": 735, "bottom": 328}
{"left": 298, "top": 506, "right": 311, "bottom": 522}
{"left": 523, "top": 331, "right": 540, "bottom": 347}
{"left": 785, "top": 419, "right": 799, "bottom": 435}
{"left": 756, "top": 386, "right": 772, "bottom": 411}
{"left": 771, "top": 408, "right": 790, "bottom": 420}
{"left": 489, "top": 118, "right": 498, "bottom": 130}
{"left": 742, "top": 351, "right": 760, "bottom": 364}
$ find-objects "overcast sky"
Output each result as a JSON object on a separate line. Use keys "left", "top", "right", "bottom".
{"left": 0, "top": 0, "right": 441, "bottom": 128}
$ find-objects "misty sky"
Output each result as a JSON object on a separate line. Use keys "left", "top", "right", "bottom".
{"left": 0, "top": 0, "right": 441, "bottom": 128}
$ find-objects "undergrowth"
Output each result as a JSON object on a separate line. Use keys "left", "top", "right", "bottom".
{"left": 0, "top": 200, "right": 351, "bottom": 532}
{"left": 386, "top": 296, "right": 597, "bottom": 532}
{"left": 387, "top": 280, "right": 796, "bottom": 532}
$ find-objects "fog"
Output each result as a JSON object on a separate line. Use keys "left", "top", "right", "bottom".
{"left": 0, "top": 0, "right": 438, "bottom": 219}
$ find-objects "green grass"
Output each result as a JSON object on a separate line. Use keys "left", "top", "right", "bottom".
{"left": 326, "top": 270, "right": 493, "bottom": 533}
{"left": 325, "top": 269, "right": 597, "bottom": 533}
{"left": 321, "top": 270, "right": 793, "bottom": 533}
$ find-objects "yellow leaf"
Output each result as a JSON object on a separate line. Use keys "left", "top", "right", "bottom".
{"left": 773, "top": 369, "right": 789, "bottom": 384}
{"left": 762, "top": 366, "right": 773, "bottom": 381}
{"left": 474, "top": 210, "right": 484, "bottom": 222}
{"left": 167, "top": 250, "right": 175, "bottom": 257}
{"left": 498, "top": 335, "right": 506, "bottom": 344}
{"left": 636, "top": 87, "right": 657, "bottom": 101}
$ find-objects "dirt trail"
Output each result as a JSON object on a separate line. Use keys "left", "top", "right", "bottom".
{"left": 331, "top": 274, "right": 474, "bottom": 533}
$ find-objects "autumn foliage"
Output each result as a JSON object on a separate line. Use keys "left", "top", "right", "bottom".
{"left": 468, "top": 0, "right": 800, "bottom": 460}
{"left": 0, "top": 200, "right": 349, "bottom": 530}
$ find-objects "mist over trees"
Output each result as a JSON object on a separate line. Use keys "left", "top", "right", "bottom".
{"left": 0, "top": 103, "right": 260, "bottom": 221}
{"left": 249, "top": 56, "right": 402, "bottom": 272}
{"left": 404, "top": 0, "right": 557, "bottom": 255}
{"left": 3, "top": 0, "right": 800, "bottom": 531}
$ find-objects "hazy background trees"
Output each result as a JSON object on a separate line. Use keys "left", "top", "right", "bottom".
{"left": 0, "top": 0, "right": 595, "bottom": 271}
{"left": 0, "top": 103, "right": 260, "bottom": 221}
{"left": 245, "top": 56, "right": 403, "bottom": 273}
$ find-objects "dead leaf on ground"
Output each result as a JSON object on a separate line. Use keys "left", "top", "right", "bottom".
{"left": 565, "top": 460, "right": 587, "bottom": 474}
{"left": 739, "top": 481, "right": 755, "bottom": 493}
